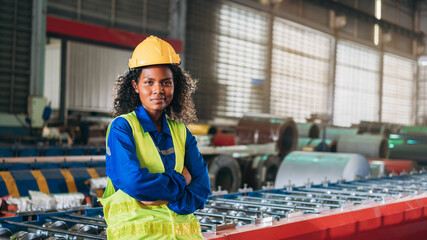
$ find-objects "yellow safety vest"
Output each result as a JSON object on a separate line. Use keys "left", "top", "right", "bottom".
{"left": 99, "top": 111, "right": 203, "bottom": 240}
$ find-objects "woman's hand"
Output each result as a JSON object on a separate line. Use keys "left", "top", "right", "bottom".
{"left": 182, "top": 166, "right": 192, "bottom": 186}
{"left": 140, "top": 200, "right": 169, "bottom": 205}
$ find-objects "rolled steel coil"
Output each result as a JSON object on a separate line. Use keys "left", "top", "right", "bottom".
{"left": 336, "top": 134, "right": 388, "bottom": 158}
{"left": 235, "top": 115, "right": 298, "bottom": 158}
{"left": 388, "top": 133, "right": 427, "bottom": 145}
{"left": 277, "top": 120, "right": 298, "bottom": 157}
{"left": 369, "top": 159, "right": 419, "bottom": 175}
{"left": 388, "top": 144, "right": 427, "bottom": 164}
{"left": 212, "top": 132, "right": 235, "bottom": 146}
{"left": 319, "top": 127, "right": 358, "bottom": 141}
{"left": 0, "top": 228, "right": 12, "bottom": 238}
{"left": 11, "top": 231, "right": 42, "bottom": 240}
{"left": 204, "top": 155, "right": 242, "bottom": 193}
{"left": 400, "top": 125, "right": 427, "bottom": 134}
{"left": 296, "top": 123, "right": 319, "bottom": 138}
{"left": 274, "top": 151, "right": 371, "bottom": 188}
{"left": 240, "top": 154, "right": 281, "bottom": 190}
{"left": 358, "top": 121, "right": 384, "bottom": 135}
{"left": 358, "top": 121, "right": 401, "bottom": 135}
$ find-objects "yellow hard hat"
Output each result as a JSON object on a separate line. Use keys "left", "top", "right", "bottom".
{"left": 128, "top": 35, "right": 180, "bottom": 69}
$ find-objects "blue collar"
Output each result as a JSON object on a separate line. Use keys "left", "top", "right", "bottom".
{"left": 134, "top": 105, "right": 171, "bottom": 136}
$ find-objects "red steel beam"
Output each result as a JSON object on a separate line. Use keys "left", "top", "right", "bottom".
{"left": 203, "top": 194, "right": 427, "bottom": 240}
{"left": 46, "top": 16, "right": 182, "bottom": 52}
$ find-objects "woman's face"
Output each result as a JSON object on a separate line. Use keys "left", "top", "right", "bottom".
{"left": 131, "top": 65, "right": 174, "bottom": 118}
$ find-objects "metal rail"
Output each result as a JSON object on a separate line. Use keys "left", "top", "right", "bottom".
{"left": 1, "top": 172, "right": 426, "bottom": 235}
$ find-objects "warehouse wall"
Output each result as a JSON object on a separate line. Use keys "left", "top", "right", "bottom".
{"left": 66, "top": 41, "right": 130, "bottom": 113}
{"left": 416, "top": 1, "right": 427, "bottom": 125}
{"left": 185, "top": 0, "right": 423, "bottom": 127}
{"left": 5, "top": 0, "right": 426, "bottom": 133}
{"left": 421, "top": 2, "right": 427, "bottom": 54}
{"left": 47, "top": 0, "right": 171, "bottom": 38}
{"left": 0, "top": 0, "right": 32, "bottom": 115}
{"left": 39, "top": 0, "right": 427, "bottom": 127}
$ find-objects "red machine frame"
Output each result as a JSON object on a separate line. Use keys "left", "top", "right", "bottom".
{"left": 204, "top": 193, "right": 427, "bottom": 240}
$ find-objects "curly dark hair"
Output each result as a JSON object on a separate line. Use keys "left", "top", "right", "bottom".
{"left": 112, "top": 64, "right": 198, "bottom": 124}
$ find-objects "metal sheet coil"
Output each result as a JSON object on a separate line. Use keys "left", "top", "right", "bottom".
{"left": 389, "top": 144, "right": 427, "bottom": 164}
{"left": 205, "top": 155, "right": 241, "bottom": 193}
{"left": 296, "top": 123, "right": 319, "bottom": 138}
{"left": 274, "top": 151, "right": 371, "bottom": 188}
{"left": 337, "top": 134, "right": 388, "bottom": 158}
{"left": 240, "top": 154, "right": 281, "bottom": 190}
{"left": 235, "top": 114, "right": 297, "bottom": 158}
{"left": 319, "top": 127, "right": 358, "bottom": 141}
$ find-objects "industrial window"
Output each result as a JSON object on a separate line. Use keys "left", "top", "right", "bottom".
{"left": 416, "top": 59, "right": 427, "bottom": 125}
{"left": 44, "top": 39, "right": 61, "bottom": 110}
{"left": 270, "top": 18, "right": 332, "bottom": 122}
{"left": 334, "top": 41, "right": 380, "bottom": 127}
{"left": 382, "top": 53, "right": 414, "bottom": 125}
{"left": 66, "top": 41, "right": 131, "bottom": 112}
{"left": 215, "top": 3, "right": 269, "bottom": 118}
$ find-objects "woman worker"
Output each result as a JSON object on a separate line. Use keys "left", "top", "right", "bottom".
{"left": 100, "top": 36, "right": 211, "bottom": 239}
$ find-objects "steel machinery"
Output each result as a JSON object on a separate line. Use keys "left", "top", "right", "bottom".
{"left": 1, "top": 172, "right": 426, "bottom": 240}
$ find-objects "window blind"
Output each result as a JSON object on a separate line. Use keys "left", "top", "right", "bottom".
{"left": 270, "top": 18, "right": 331, "bottom": 122}
{"left": 334, "top": 41, "right": 380, "bottom": 126}
{"left": 382, "top": 53, "right": 414, "bottom": 125}
{"left": 215, "top": 3, "right": 269, "bottom": 118}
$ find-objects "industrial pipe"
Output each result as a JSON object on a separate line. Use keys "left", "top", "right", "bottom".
{"left": 274, "top": 151, "right": 371, "bottom": 188}
{"left": 204, "top": 155, "right": 242, "bottom": 193}
{"left": 336, "top": 134, "right": 388, "bottom": 158}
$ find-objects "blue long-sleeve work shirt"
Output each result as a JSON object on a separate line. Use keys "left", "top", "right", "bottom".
{"left": 106, "top": 105, "right": 211, "bottom": 214}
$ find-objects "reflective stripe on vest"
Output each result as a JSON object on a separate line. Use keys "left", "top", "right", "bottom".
{"left": 100, "top": 111, "right": 202, "bottom": 240}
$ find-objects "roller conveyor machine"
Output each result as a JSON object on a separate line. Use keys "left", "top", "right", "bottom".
{"left": 1, "top": 172, "right": 426, "bottom": 240}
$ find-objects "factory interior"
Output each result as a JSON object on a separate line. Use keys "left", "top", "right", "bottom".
{"left": 1, "top": 0, "right": 427, "bottom": 239}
